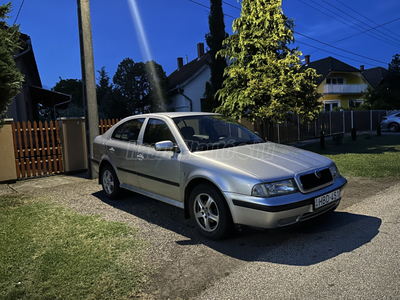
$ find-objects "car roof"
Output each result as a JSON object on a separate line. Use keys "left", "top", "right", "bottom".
{"left": 129, "top": 112, "right": 220, "bottom": 119}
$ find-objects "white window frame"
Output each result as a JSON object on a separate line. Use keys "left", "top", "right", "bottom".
{"left": 324, "top": 100, "right": 341, "bottom": 111}
{"left": 326, "top": 77, "right": 346, "bottom": 85}
{"left": 348, "top": 99, "right": 364, "bottom": 108}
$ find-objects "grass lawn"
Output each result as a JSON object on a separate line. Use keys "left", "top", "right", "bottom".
{"left": 0, "top": 194, "right": 149, "bottom": 300}
{"left": 300, "top": 134, "right": 400, "bottom": 179}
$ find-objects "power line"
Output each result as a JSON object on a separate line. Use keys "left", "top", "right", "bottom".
{"left": 297, "top": 41, "right": 381, "bottom": 67}
{"left": 329, "top": 17, "right": 400, "bottom": 47}
{"left": 13, "top": 0, "right": 25, "bottom": 25}
{"left": 188, "top": 0, "right": 237, "bottom": 19}
{"left": 321, "top": 0, "right": 400, "bottom": 44}
{"left": 222, "top": 1, "right": 241, "bottom": 11}
{"left": 189, "top": 0, "right": 389, "bottom": 66}
{"left": 309, "top": 16, "right": 400, "bottom": 55}
{"left": 295, "top": 31, "right": 387, "bottom": 64}
{"left": 335, "top": 0, "right": 400, "bottom": 40}
{"left": 297, "top": 0, "right": 400, "bottom": 48}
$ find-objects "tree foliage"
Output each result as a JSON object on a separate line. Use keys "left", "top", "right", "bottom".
{"left": 216, "top": 0, "right": 321, "bottom": 122}
{"left": 96, "top": 66, "right": 116, "bottom": 119}
{"left": 0, "top": 2, "right": 24, "bottom": 126}
{"left": 52, "top": 78, "right": 83, "bottom": 107}
{"left": 203, "top": 0, "right": 228, "bottom": 112}
{"left": 366, "top": 54, "right": 400, "bottom": 110}
{"left": 113, "top": 58, "right": 169, "bottom": 115}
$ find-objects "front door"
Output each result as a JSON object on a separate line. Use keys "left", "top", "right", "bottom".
{"left": 135, "top": 118, "right": 181, "bottom": 201}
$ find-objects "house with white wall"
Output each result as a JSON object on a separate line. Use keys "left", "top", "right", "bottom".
{"left": 168, "top": 43, "right": 211, "bottom": 112}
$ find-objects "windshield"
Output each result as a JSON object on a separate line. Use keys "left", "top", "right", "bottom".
{"left": 173, "top": 115, "right": 265, "bottom": 152}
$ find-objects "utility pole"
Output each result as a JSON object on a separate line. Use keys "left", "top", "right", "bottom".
{"left": 77, "top": 0, "right": 98, "bottom": 179}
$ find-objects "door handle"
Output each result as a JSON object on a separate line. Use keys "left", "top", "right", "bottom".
{"left": 137, "top": 153, "right": 144, "bottom": 161}
{"left": 109, "top": 147, "right": 115, "bottom": 153}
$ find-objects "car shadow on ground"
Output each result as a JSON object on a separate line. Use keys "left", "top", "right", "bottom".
{"left": 93, "top": 190, "right": 381, "bottom": 266}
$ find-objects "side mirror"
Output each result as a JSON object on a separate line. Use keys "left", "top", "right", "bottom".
{"left": 155, "top": 140, "right": 175, "bottom": 152}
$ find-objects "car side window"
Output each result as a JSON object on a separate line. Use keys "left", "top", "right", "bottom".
{"left": 112, "top": 119, "right": 145, "bottom": 142}
{"left": 143, "top": 119, "right": 176, "bottom": 147}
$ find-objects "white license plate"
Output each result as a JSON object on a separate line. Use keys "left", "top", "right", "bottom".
{"left": 314, "top": 189, "right": 340, "bottom": 209}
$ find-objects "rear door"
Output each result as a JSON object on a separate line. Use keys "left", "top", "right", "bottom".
{"left": 106, "top": 118, "right": 145, "bottom": 187}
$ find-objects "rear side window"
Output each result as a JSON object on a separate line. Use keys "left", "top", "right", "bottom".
{"left": 112, "top": 118, "right": 145, "bottom": 142}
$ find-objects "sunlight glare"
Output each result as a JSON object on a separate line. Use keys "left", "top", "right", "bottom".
{"left": 127, "top": 0, "right": 165, "bottom": 111}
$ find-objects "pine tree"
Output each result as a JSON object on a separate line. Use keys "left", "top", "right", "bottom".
{"left": 203, "top": 0, "right": 228, "bottom": 112}
{"left": 0, "top": 3, "right": 24, "bottom": 127}
{"left": 216, "top": 0, "right": 321, "bottom": 123}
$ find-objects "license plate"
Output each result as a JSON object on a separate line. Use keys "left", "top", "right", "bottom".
{"left": 314, "top": 189, "right": 340, "bottom": 209}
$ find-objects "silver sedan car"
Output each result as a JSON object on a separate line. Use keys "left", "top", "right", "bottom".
{"left": 92, "top": 112, "right": 347, "bottom": 240}
{"left": 381, "top": 112, "right": 400, "bottom": 132}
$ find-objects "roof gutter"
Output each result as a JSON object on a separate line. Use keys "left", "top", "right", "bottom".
{"left": 14, "top": 39, "right": 32, "bottom": 60}
{"left": 177, "top": 87, "right": 193, "bottom": 112}
{"left": 53, "top": 97, "right": 72, "bottom": 119}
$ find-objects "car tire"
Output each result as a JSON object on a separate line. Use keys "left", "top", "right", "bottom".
{"left": 101, "top": 164, "right": 120, "bottom": 199}
{"left": 189, "top": 183, "right": 233, "bottom": 240}
{"left": 388, "top": 122, "right": 399, "bottom": 132}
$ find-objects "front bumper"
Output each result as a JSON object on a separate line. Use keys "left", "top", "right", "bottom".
{"left": 224, "top": 175, "right": 347, "bottom": 229}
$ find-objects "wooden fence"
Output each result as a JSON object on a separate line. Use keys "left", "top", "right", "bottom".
{"left": 11, "top": 120, "right": 63, "bottom": 179}
{"left": 99, "top": 119, "right": 120, "bottom": 135}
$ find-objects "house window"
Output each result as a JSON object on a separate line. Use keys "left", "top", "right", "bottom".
{"left": 348, "top": 99, "right": 364, "bottom": 108}
{"left": 326, "top": 77, "right": 345, "bottom": 85}
{"left": 324, "top": 100, "right": 340, "bottom": 111}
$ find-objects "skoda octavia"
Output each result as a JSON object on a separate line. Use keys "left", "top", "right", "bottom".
{"left": 92, "top": 112, "right": 347, "bottom": 240}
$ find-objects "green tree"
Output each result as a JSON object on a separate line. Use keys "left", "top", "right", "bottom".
{"left": 96, "top": 66, "right": 115, "bottom": 118}
{"left": 0, "top": 2, "right": 24, "bottom": 127}
{"left": 366, "top": 54, "right": 400, "bottom": 109}
{"left": 216, "top": 0, "right": 321, "bottom": 123}
{"left": 203, "top": 0, "right": 228, "bottom": 112}
{"left": 144, "top": 60, "right": 170, "bottom": 112}
{"left": 113, "top": 58, "right": 169, "bottom": 115}
{"left": 51, "top": 77, "right": 84, "bottom": 118}
{"left": 52, "top": 77, "right": 83, "bottom": 107}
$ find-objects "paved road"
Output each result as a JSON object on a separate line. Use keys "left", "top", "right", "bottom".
{"left": 196, "top": 182, "right": 400, "bottom": 299}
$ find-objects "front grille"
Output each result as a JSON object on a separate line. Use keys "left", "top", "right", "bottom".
{"left": 297, "top": 168, "right": 333, "bottom": 192}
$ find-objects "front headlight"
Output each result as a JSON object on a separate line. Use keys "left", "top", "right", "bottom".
{"left": 252, "top": 179, "right": 299, "bottom": 197}
{"left": 329, "top": 163, "right": 340, "bottom": 179}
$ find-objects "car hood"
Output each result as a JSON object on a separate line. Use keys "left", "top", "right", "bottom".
{"left": 192, "top": 142, "right": 332, "bottom": 181}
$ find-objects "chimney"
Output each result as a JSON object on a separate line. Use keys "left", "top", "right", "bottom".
{"left": 197, "top": 42, "right": 205, "bottom": 58}
{"left": 305, "top": 55, "right": 310, "bottom": 65}
{"left": 360, "top": 65, "right": 364, "bottom": 71}
{"left": 177, "top": 57, "right": 183, "bottom": 70}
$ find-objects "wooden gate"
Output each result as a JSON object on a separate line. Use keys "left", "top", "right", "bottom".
{"left": 11, "top": 120, "right": 63, "bottom": 179}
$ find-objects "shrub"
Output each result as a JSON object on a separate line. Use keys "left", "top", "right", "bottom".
{"left": 333, "top": 133, "right": 344, "bottom": 145}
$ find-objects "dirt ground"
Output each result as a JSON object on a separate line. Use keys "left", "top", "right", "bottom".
{"left": 2, "top": 176, "right": 398, "bottom": 299}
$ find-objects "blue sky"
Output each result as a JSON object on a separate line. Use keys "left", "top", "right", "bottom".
{"left": 6, "top": 0, "right": 400, "bottom": 89}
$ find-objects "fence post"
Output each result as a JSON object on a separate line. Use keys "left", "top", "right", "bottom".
{"left": 58, "top": 117, "right": 88, "bottom": 173}
{"left": 0, "top": 119, "right": 18, "bottom": 182}
{"left": 370, "top": 110, "right": 373, "bottom": 131}
{"left": 351, "top": 110, "right": 354, "bottom": 129}
{"left": 342, "top": 110, "right": 345, "bottom": 133}
{"left": 277, "top": 123, "right": 280, "bottom": 144}
{"left": 329, "top": 111, "right": 332, "bottom": 135}
{"left": 297, "top": 114, "right": 300, "bottom": 141}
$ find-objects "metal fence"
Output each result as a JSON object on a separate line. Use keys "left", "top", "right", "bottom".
{"left": 256, "top": 110, "right": 387, "bottom": 144}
